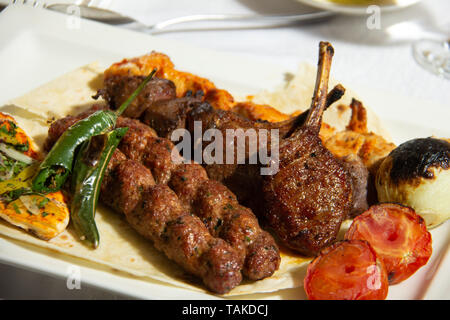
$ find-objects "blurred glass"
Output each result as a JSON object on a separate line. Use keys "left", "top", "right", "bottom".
{"left": 413, "top": 39, "right": 450, "bottom": 79}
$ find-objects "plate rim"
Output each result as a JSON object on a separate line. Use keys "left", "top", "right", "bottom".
{"left": 0, "top": 4, "right": 448, "bottom": 300}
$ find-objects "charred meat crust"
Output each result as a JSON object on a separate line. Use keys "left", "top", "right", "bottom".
{"left": 388, "top": 138, "right": 450, "bottom": 183}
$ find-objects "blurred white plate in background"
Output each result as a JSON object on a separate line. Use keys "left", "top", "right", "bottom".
{"left": 296, "top": 0, "right": 422, "bottom": 15}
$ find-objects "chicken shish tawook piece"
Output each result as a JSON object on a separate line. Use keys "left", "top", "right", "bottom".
{"left": 0, "top": 113, "right": 69, "bottom": 240}
{"left": 0, "top": 113, "right": 39, "bottom": 160}
{"left": 103, "top": 51, "right": 236, "bottom": 111}
{"left": 324, "top": 98, "right": 396, "bottom": 175}
{"left": 45, "top": 114, "right": 281, "bottom": 282}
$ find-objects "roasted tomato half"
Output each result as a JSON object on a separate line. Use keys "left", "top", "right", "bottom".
{"left": 345, "top": 203, "right": 432, "bottom": 284}
{"left": 304, "top": 240, "right": 389, "bottom": 300}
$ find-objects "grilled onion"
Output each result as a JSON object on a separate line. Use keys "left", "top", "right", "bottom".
{"left": 376, "top": 137, "right": 450, "bottom": 229}
{"left": 0, "top": 143, "right": 35, "bottom": 164}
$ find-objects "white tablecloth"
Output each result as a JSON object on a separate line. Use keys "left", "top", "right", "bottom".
{"left": 104, "top": 0, "right": 450, "bottom": 106}
{"left": 2, "top": 0, "right": 449, "bottom": 103}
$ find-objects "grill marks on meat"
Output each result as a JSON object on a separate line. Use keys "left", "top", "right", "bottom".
{"left": 45, "top": 112, "right": 280, "bottom": 282}
{"left": 100, "top": 149, "right": 242, "bottom": 293}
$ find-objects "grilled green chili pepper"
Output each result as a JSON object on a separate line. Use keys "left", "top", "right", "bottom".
{"left": 32, "top": 69, "right": 157, "bottom": 194}
{"left": 70, "top": 127, "right": 128, "bottom": 248}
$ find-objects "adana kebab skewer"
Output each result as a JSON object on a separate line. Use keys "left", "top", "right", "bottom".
{"left": 46, "top": 115, "right": 281, "bottom": 280}
{"left": 143, "top": 135, "right": 281, "bottom": 280}
{"left": 39, "top": 97, "right": 246, "bottom": 292}
{"left": 45, "top": 114, "right": 281, "bottom": 281}
{"left": 100, "top": 149, "right": 243, "bottom": 294}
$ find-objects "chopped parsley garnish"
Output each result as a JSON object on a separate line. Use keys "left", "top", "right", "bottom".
{"left": 15, "top": 141, "right": 29, "bottom": 152}
{"left": 12, "top": 203, "right": 21, "bottom": 214}
{"left": 38, "top": 197, "right": 49, "bottom": 209}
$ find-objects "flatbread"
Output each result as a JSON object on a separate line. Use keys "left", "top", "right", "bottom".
{"left": 0, "top": 61, "right": 390, "bottom": 296}
{"left": 242, "top": 62, "right": 392, "bottom": 142}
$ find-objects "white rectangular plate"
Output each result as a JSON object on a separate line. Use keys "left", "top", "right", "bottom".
{"left": 0, "top": 5, "right": 448, "bottom": 300}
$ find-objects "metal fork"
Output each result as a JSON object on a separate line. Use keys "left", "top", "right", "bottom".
{"left": 9, "top": 0, "right": 334, "bottom": 34}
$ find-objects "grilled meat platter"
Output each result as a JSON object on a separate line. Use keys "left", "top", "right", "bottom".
{"left": 0, "top": 41, "right": 446, "bottom": 298}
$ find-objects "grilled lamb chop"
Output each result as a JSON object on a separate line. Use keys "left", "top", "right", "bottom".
{"left": 263, "top": 42, "right": 353, "bottom": 256}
